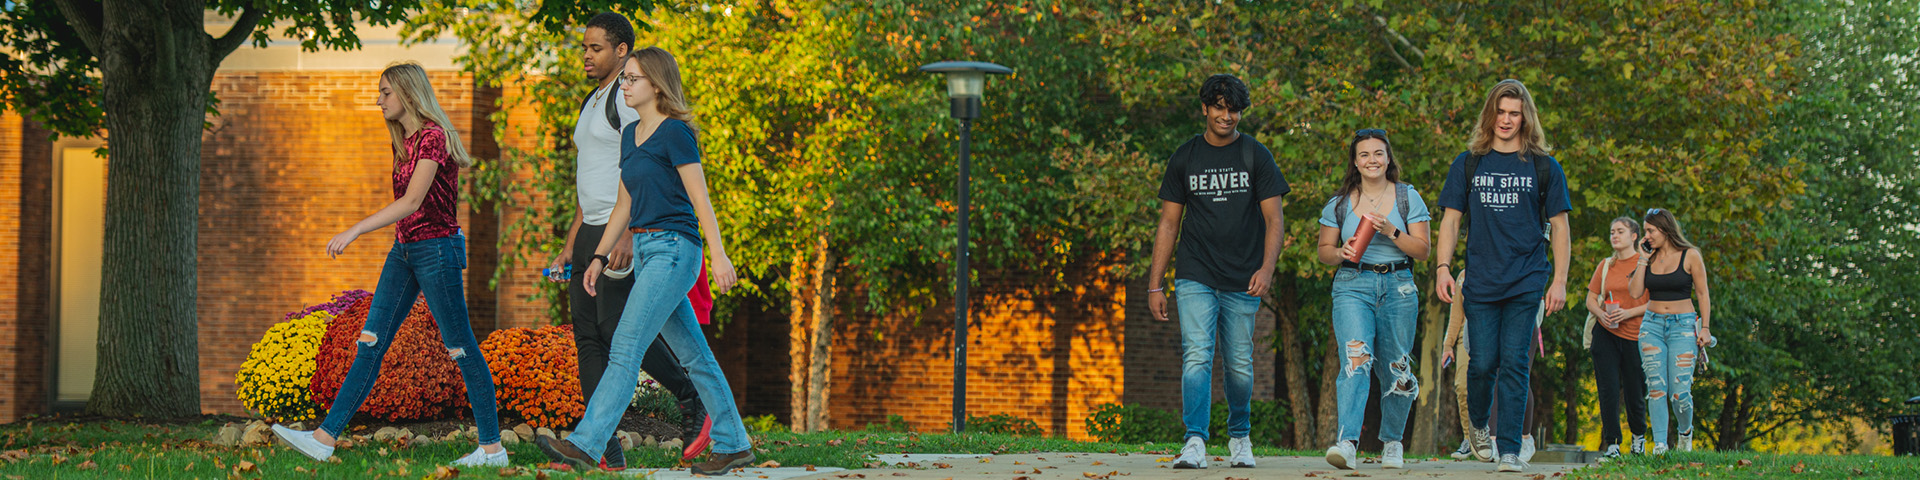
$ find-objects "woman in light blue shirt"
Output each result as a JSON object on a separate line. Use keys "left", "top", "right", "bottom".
{"left": 1314, "top": 129, "right": 1432, "bottom": 470}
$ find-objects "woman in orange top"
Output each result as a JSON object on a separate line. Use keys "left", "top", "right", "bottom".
{"left": 1584, "top": 217, "right": 1650, "bottom": 461}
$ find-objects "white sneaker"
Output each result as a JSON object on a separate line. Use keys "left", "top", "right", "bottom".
{"left": 1227, "top": 436, "right": 1255, "bottom": 468}
{"left": 1172, "top": 437, "right": 1208, "bottom": 469}
{"left": 1631, "top": 434, "right": 1647, "bottom": 454}
{"left": 1450, "top": 438, "right": 1474, "bottom": 460}
{"left": 451, "top": 446, "right": 510, "bottom": 467}
{"left": 1324, "top": 440, "right": 1357, "bottom": 470}
{"left": 1469, "top": 426, "right": 1494, "bottom": 462}
{"left": 1495, "top": 453, "right": 1527, "bottom": 472}
{"left": 1381, "top": 441, "right": 1405, "bottom": 469}
{"left": 1678, "top": 432, "right": 1694, "bottom": 452}
{"left": 270, "top": 425, "right": 335, "bottom": 462}
{"left": 1519, "top": 435, "right": 1536, "bottom": 463}
{"left": 1599, "top": 444, "right": 1622, "bottom": 462}
{"left": 1650, "top": 443, "right": 1669, "bottom": 456}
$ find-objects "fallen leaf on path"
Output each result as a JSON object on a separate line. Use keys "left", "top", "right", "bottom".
{"left": 933, "top": 463, "right": 952, "bottom": 469}
{"left": 806, "top": 465, "right": 818, "bottom": 471}
{"left": 757, "top": 460, "right": 782, "bottom": 468}
{"left": 1091, "top": 461, "right": 1105, "bottom": 466}
{"left": 834, "top": 474, "right": 865, "bottom": 479}
{"left": 891, "top": 474, "right": 907, "bottom": 477}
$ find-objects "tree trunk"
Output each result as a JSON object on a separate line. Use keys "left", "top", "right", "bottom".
{"left": 1276, "top": 277, "right": 1313, "bottom": 448}
{"left": 1409, "top": 300, "right": 1448, "bottom": 453}
{"left": 788, "top": 226, "right": 812, "bottom": 428}
{"left": 80, "top": 0, "right": 224, "bottom": 417}
{"left": 1315, "top": 342, "right": 1339, "bottom": 446}
{"left": 803, "top": 239, "right": 835, "bottom": 432}
{"left": 1714, "top": 383, "right": 1748, "bottom": 451}
{"left": 1563, "top": 358, "right": 1580, "bottom": 445}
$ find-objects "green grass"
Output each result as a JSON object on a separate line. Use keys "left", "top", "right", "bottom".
{"left": 4, "top": 418, "right": 1915, "bottom": 479}
{"left": 1567, "top": 449, "right": 1920, "bottom": 479}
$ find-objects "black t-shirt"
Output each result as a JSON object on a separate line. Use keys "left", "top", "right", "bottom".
{"left": 1157, "top": 134, "right": 1291, "bottom": 291}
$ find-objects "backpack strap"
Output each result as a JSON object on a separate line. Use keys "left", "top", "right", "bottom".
{"left": 579, "top": 77, "right": 626, "bottom": 132}
{"left": 1461, "top": 152, "right": 1483, "bottom": 230}
{"left": 1396, "top": 182, "right": 1412, "bottom": 224}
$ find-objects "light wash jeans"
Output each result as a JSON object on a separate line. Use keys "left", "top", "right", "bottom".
{"left": 1640, "top": 311, "right": 1700, "bottom": 447}
{"left": 1174, "top": 279, "right": 1259, "bottom": 441}
{"left": 566, "top": 231, "right": 751, "bottom": 460}
{"left": 320, "top": 233, "right": 501, "bottom": 445}
{"left": 1330, "top": 268, "right": 1420, "bottom": 444}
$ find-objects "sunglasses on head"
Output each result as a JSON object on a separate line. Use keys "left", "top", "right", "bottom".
{"left": 1354, "top": 128, "right": 1387, "bottom": 138}
{"left": 1646, "top": 208, "right": 1666, "bottom": 217}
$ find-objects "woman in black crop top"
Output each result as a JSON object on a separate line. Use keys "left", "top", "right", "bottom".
{"left": 1625, "top": 208, "right": 1713, "bottom": 454}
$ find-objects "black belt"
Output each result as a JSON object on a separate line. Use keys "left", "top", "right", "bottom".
{"left": 1341, "top": 260, "right": 1413, "bottom": 274}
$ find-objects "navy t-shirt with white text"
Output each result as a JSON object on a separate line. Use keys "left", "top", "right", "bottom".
{"left": 1156, "top": 134, "right": 1291, "bottom": 291}
{"left": 1436, "top": 150, "right": 1571, "bottom": 303}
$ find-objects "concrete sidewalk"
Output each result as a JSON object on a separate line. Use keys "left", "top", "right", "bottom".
{"left": 778, "top": 452, "right": 1586, "bottom": 479}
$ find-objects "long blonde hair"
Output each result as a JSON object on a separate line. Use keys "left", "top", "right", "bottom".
{"left": 381, "top": 62, "right": 472, "bottom": 167}
{"left": 628, "top": 47, "right": 696, "bottom": 130}
{"left": 1467, "top": 79, "right": 1551, "bottom": 159}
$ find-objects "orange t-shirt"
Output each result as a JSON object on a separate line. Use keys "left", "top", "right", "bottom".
{"left": 1587, "top": 253, "right": 1648, "bottom": 340}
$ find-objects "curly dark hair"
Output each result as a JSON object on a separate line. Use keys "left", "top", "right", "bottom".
{"left": 586, "top": 12, "right": 636, "bottom": 54}
{"left": 1198, "top": 74, "right": 1250, "bottom": 112}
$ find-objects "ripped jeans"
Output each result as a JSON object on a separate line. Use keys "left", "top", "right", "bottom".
{"left": 1640, "top": 311, "right": 1699, "bottom": 447}
{"left": 1330, "top": 267, "right": 1421, "bottom": 443}
{"left": 319, "top": 233, "right": 501, "bottom": 445}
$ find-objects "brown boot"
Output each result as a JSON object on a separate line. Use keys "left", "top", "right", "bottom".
{"left": 690, "top": 449, "right": 755, "bottom": 475}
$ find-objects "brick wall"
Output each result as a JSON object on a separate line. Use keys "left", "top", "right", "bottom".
{"left": 0, "top": 114, "right": 53, "bottom": 423}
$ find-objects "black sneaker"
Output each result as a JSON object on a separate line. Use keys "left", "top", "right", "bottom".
{"left": 602, "top": 434, "right": 626, "bottom": 471}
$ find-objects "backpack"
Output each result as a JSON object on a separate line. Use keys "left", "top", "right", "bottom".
{"left": 578, "top": 78, "right": 625, "bottom": 133}
{"left": 1183, "top": 133, "right": 1268, "bottom": 175}
{"left": 1332, "top": 182, "right": 1414, "bottom": 234}
{"left": 1460, "top": 151, "right": 1554, "bottom": 237}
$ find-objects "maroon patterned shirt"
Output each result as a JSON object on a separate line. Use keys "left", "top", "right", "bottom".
{"left": 393, "top": 123, "right": 461, "bottom": 243}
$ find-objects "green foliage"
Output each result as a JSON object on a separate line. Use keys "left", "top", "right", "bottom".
{"left": 952, "top": 413, "right": 1043, "bottom": 437}
{"left": 1084, "top": 403, "right": 1182, "bottom": 444}
{"left": 629, "top": 382, "right": 684, "bottom": 424}
{"left": 864, "top": 414, "right": 913, "bottom": 433}
{"left": 745, "top": 414, "right": 791, "bottom": 434}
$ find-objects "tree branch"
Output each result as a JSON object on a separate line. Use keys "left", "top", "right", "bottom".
{"left": 210, "top": 6, "right": 265, "bottom": 63}
{"left": 49, "top": 0, "right": 105, "bottom": 57}
{"left": 1371, "top": 15, "right": 1425, "bottom": 62}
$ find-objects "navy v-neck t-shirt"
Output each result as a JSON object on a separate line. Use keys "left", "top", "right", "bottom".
{"left": 621, "top": 118, "right": 703, "bottom": 244}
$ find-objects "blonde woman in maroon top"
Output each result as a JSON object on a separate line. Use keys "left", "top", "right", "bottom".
{"left": 271, "top": 62, "right": 507, "bottom": 468}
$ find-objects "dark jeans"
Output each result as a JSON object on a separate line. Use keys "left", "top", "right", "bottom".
{"left": 1464, "top": 296, "right": 1539, "bottom": 457}
{"left": 570, "top": 223, "right": 700, "bottom": 412}
{"left": 321, "top": 233, "right": 500, "bottom": 444}
{"left": 1590, "top": 323, "right": 1648, "bottom": 446}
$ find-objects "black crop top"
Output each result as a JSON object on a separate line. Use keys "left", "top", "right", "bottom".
{"left": 1644, "top": 249, "right": 1694, "bottom": 301}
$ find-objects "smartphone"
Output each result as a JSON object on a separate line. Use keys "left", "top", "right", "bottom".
{"left": 1641, "top": 240, "right": 1655, "bottom": 253}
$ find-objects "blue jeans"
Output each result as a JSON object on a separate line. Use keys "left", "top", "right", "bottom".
{"left": 567, "top": 232, "right": 750, "bottom": 459}
{"left": 1173, "top": 279, "right": 1258, "bottom": 441}
{"left": 1331, "top": 268, "right": 1420, "bottom": 443}
{"left": 1640, "top": 312, "right": 1699, "bottom": 446}
{"left": 1464, "top": 296, "right": 1539, "bottom": 457}
{"left": 320, "top": 233, "right": 500, "bottom": 445}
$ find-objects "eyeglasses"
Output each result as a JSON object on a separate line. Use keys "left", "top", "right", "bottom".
{"left": 1354, "top": 128, "right": 1387, "bottom": 138}
{"left": 619, "top": 73, "right": 647, "bottom": 84}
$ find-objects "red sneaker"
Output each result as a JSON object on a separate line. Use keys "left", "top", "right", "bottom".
{"left": 681, "top": 415, "right": 714, "bottom": 461}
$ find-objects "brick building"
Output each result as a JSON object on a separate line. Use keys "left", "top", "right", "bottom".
{"left": 0, "top": 14, "right": 1274, "bottom": 439}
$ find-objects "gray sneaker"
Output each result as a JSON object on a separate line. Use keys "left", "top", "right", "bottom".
{"left": 1450, "top": 438, "right": 1474, "bottom": 460}
{"left": 1495, "top": 453, "right": 1527, "bottom": 472}
{"left": 1631, "top": 434, "right": 1647, "bottom": 454}
{"left": 1469, "top": 426, "right": 1494, "bottom": 462}
{"left": 1599, "top": 444, "right": 1622, "bottom": 462}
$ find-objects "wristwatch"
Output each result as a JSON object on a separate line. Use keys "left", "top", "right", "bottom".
{"left": 1390, "top": 228, "right": 1401, "bottom": 240}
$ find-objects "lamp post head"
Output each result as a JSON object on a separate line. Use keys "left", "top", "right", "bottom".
{"left": 919, "top": 61, "right": 1012, "bottom": 120}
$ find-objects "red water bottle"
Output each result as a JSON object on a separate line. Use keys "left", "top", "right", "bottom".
{"left": 1343, "top": 213, "right": 1381, "bottom": 263}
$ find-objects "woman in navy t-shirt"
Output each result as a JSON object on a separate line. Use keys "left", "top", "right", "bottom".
{"left": 531, "top": 47, "right": 754, "bottom": 476}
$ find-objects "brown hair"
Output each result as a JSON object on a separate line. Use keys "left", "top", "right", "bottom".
{"left": 1467, "top": 79, "right": 1551, "bottom": 159}
{"left": 627, "top": 47, "right": 696, "bottom": 129}
{"left": 1611, "top": 216, "right": 1641, "bottom": 236}
{"left": 380, "top": 63, "right": 472, "bottom": 167}
{"left": 1643, "top": 208, "right": 1697, "bottom": 251}
{"left": 1337, "top": 130, "right": 1403, "bottom": 200}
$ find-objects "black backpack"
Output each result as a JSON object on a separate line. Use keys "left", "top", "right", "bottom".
{"left": 1460, "top": 151, "right": 1554, "bottom": 237}
{"left": 578, "top": 78, "right": 625, "bottom": 133}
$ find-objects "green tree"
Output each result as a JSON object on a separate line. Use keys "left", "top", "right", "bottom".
{"left": 1695, "top": 0, "right": 1920, "bottom": 451}
{"left": 0, "top": 0, "right": 412, "bottom": 417}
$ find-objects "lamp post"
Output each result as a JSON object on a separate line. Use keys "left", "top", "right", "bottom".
{"left": 918, "top": 61, "right": 1011, "bottom": 434}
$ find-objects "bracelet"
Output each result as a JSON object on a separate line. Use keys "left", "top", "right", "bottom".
{"left": 1148, "top": 287, "right": 1165, "bottom": 293}
{"left": 1436, "top": 263, "right": 1451, "bottom": 271}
